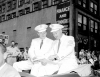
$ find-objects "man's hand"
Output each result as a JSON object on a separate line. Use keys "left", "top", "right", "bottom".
{"left": 48, "top": 55, "right": 59, "bottom": 61}
{"left": 40, "top": 59, "right": 48, "bottom": 66}
{"left": 33, "top": 57, "right": 37, "bottom": 60}
{"left": 30, "top": 57, "right": 37, "bottom": 63}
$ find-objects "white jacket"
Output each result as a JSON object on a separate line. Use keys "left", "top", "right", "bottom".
{"left": 52, "top": 34, "right": 78, "bottom": 74}
{"left": 28, "top": 37, "right": 53, "bottom": 62}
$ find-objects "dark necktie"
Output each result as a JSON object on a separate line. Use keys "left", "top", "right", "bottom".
{"left": 40, "top": 40, "right": 43, "bottom": 49}
{"left": 57, "top": 39, "right": 61, "bottom": 53}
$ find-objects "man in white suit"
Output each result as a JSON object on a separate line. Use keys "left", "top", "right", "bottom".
{"left": 0, "top": 43, "right": 21, "bottom": 77}
{"left": 13, "top": 24, "right": 53, "bottom": 76}
{"left": 44, "top": 24, "right": 78, "bottom": 74}
{"left": 7, "top": 41, "right": 21, "bottom": 66}
{"left": 31, "top": 24, "right": 78, "bottom": 76}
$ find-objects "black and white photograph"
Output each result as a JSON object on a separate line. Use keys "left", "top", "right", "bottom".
{"left": 0, "top": 0, "right": 100, "bottom": 77}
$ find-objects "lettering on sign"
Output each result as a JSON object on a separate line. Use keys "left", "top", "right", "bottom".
{"left": 57, "top": 6, "right": 70, "bottom": 13}
{"left": 56, "top": 2, "right": 70, "bottom": 35}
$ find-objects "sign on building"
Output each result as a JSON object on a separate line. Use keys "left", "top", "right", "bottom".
{"left": 56, "top": 2, "right": 70, "bottom": 35}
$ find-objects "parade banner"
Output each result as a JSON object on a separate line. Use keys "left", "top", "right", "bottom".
{"left": 56, "top": 2, "right": 70, "bottom": 35}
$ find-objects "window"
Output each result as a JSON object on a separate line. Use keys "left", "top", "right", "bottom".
{"left": 83, "top": 16, "right": 87, "bottom": 30}
{"left": 25, "top": 0, "right": 30, "bottom": 4}
{"left": 18, "top": 0, "right": 25, "bottom": 7}
{"left": 7, "top": 1, "right": 12, "bottom": 12}
{"left": 89, "top": 19, "right": 99, "bottom": 37}
{"left": 90, "top": 19, "right": 94, "bottom": 32}
{"left": 78, "top": 0, "right": 81, "bottom": 5}
{"left": 78, "top": 13, "right": 88, "bottom": 35}
{"left": 78, "top": 0, "right": 86, "bottom": 8}
{"left": 2, "top": 3, "right": 6, "bottom": 13}
{"left": 90, "top": 2, "right": 93, "bottom": 12}
{"left": 12, "top": 0, "right": 17, "bottom": 10}
{"left": 78, "top": 14, "right": 82, "bottom": 27}
{"left": 94, "top": 22, "right": 98, "bottom": 34}
{"left": 32, "top": 1, "right": 41, "bottom": 11}
{"left": 94, "top": 4, "right": 97, "bottom": 14}
{"left": 83, "top": 0, "right": 86, "bottom": 7}
{"left": 41, "top": 0, "right": 48, "bottom": 8}
{"left": 51, "top": 0, "right": 60, "bottom": 5}
{"left": 61, "top": 0, "right": 69, "bottom": 3}
{"left": 18, "top": 9, "right": 25, "bottom": 16}
{"left": 1, "top": 14, "right": 5, "bottom": 21}
{"left": 6, "top": 14, "right": 12, "bottom": 20}
{"left": 90, "top": 1, "right": 98, "bottom": 14}
{"left": 25, "top": 7, "right": 30, "bottom": 14}
{"left": 12, "top": 12, "right": 16, "bottom": 18}
{"left": 0, "top": 5, "right": 2, "bottom": 14}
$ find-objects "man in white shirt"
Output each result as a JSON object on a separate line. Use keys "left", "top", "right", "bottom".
{"left": 0, "top": 43, "right": 21, "bottom": 77}
{"left": 44, "top": 24, "right": 78, "bottom": 74}
{"left": 13, "top": 24, "right": 53, "bottom": 76}
{"left": 33, "top": 24, "right": 78, "bottom": 76}
{"left": 6, "top": 41, "right": 20, "bottom": 66}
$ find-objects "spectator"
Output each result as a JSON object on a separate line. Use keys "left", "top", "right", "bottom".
{"left": 0, "top": 43, "right": 21, "bottom": 77}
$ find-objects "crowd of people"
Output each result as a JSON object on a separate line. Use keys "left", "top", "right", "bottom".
{"left": 77, "top": 49, "right": 100, "bottom": 76}
{"left": 77, "top": 49, "right": 98, "bottom": 65}
{"left": 5, "top": 41, "right": 29, "bottom": 66}
{"left": 0, "top": 23, "right": 100, "bottom": 77}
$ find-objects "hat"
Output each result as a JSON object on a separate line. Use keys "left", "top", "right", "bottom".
{"left": 35, "top": 24, "right": 48, "bottom": 32}
{"left": 49, "top": 24, "right": 64, "bottom": 32}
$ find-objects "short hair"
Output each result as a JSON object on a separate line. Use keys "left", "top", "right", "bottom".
{"left": 11, "top": 40, "right": 15, "bottom": 43}
{"left": 46, "top": 23, "right": 51, "bottom": 25}
{"left": 0, "top": 43, "right": 6, "bottom": 54}
{"left": 15, "top": 43, "right": 18, "bottom": 46}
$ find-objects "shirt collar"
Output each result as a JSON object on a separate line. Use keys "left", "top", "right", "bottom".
{"left": 40, "top": 37, "right": 47, "bottom": 42}
{"left": 59, "top": 34, "right": 65, "bottom": 42}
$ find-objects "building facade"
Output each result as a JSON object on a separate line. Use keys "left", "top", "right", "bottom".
{"left": 0, "top": 0, "right": 99, "bottom": 53}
